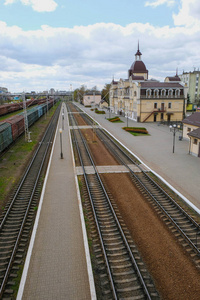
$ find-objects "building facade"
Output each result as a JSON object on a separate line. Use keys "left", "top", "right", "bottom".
{"left": 109, "top": 45, "right": 187, "bottom": 123}
{"left": 83, "top": 91, "right": 101, "bottom": 106}
{"left": 182, "top": 112, "right": 200, "bottom": 157}
{"left": 179, "top": 70, "right": 200, "bottom": 104}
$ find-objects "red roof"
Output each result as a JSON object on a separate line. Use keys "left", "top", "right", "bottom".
{"left": 130, "top": 61, "right": 148, "bottom": 74}
{"left": 140, "top": 82, "right": 183, "bottom": 88}
{"left": 188, "top": 127, "right": 200, "bottom": 139}
{"left": 182, "top": 112, "right": 200, "bottom": 127}
{"left": 132, "top": 75, "right": 144, "bottom": 80}
{"left": 167, "top": 75, "right": 181, "bottom": 82}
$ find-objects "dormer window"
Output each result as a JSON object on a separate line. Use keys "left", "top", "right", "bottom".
{"left": 146, "top": 88, "right": 151, "bottom": 98}
{"left": 175, "top": 89, "right": 180, "bottom": 97}
{"left": 161, "top": 89, "right": 166, "bottom": 97}
{"left": 153, "top": 89, "right": 159, "bottom": 98}
{"left": 168, "top": 89, "right": 173, "bottom": 97}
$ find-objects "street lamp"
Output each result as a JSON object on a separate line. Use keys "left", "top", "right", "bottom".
{"left": 126, "top": 106, "right": 129, "bottom": 128}
{"left": 59, "top": 128, "right": 63, "bottom": 159}
{"left": 62, "top": 113, "right": 64, "bottom": 130}
{"left": 169, "top": 124, "right": 180, "bottom": 153}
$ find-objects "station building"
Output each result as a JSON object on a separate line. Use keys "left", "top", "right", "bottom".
{"left": 109, "top": 45, "right": 188, "bottom": 123}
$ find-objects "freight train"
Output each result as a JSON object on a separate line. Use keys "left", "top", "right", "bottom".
{"left": 0, "top": 99, "right": 57, "bottom": 153}
{"left": 0, "top": 98, "right": 49, "bottom": 117}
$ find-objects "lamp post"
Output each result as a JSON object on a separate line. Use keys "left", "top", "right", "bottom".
{"left": 126, "top": 106, "right": 129, "bottom": 128}
{"left": 169, "top": 124, "right": 180, "bottom": 153}
{"left": 62, "top": 113, "right": 64, "bottom": 130}
{"left": 59, "top": 128, "right": 63, "bottom": 159}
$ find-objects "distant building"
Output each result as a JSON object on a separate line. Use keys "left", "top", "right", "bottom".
{"left": 0, "top": 87, "right": 8, "bottom": 93}
{"left": 83, "top": 91, "right": 101, "bottom": 106}
{"left": 182, "top": 112, "right": 200, "bottom": 157}
{"left": 49, "top": 88, "right": 55, "bottom": 95}
{"left": 109, "top": 44, "right": 187, "bottom": 123}
{"left": 179, "top": 70, "right": 200, "bottom": 104}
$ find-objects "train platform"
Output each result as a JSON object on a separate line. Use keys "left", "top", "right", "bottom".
{"left": 76, "top": 103, "right": 200, "bottom": 212}
{"left": 17, "top": 103, "right": 96, "bottom": 300}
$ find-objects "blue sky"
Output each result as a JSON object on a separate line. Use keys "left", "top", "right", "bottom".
{"left": 0, "top": 0, "right": 179, "bottom": 29}
{"left": 0, "top": 0, "right": 200, "bottom": 92}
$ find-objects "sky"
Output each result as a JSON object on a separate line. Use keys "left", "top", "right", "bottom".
{"left": 0, "top": 0, "right": 200, "bottom": 92}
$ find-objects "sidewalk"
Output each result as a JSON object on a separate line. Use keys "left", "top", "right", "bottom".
{"left": 77, "top": 103, "right": 200, "bottom": 211}
{"left": 17, "top": 103, "right": 95, "bottom": 300}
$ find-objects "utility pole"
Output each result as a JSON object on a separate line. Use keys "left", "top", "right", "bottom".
{"left": 23, "top": 92, "right": 31, "bottom": 142}
{"left": 46, "top": 92, "right": 49, "bottom": 116}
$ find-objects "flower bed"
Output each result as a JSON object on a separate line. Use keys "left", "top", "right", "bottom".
{"left": 108, "top": 116, "right": 121, "bottom": 122}
{"left": 123, "top": 127, "right": 149, "bottom": 135}
{"left": 95, "top": 108, "right": 106, "bottom": 114}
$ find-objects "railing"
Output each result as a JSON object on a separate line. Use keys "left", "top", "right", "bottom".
{"left": 140, "top": 95, "right": 184, "bottom": 99}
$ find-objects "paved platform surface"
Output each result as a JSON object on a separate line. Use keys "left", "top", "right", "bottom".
{"left": 76, "top": 103, "right": 200, "bottom": 211}
{"left": 17, "top": 103, "right": 94, "bottom": 300}
{"left": 76, "top": 164, "right": 148, "bottom": 175}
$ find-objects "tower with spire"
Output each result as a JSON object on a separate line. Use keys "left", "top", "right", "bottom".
{"left": 128, "top": 42, "right": 148, "bottom": 80}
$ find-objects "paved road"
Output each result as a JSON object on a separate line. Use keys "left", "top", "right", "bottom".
{"left": 77, "top": 103, "right": 200, "bottom": 211}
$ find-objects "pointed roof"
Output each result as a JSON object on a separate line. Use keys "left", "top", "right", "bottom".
{"left": 165, "top": 69, "right": 181, "bottom": 82}
{"left": 128, "top": 43, "right": 148, "bottom": 79}
{"left": 135, "top": 41, "right": 142, "bottom": 56}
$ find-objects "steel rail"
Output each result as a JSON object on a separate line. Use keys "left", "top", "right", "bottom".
{"left": 95, "top": 127, "right": 200, "bottom": 255}
{"left": 68, "top": 104, "right": 153, "bottom": 300}
{"left": 0, "top": 104, "right": 60, "bottom": 297}
{"left": 69, "top": 104, "right": 200, "bottom": 256}
{"left": 0, "top": 110, "right": 57, "bottom": 231}
{"left": 97, "top": 128, "right": 200, "bottom": 230}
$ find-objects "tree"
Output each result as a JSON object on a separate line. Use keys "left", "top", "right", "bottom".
{"left": 187, "top": 93, "right": 190, "bottom": 105}
{"left": 101, "top": 83, "right": 111, "bottom": 104}
{"left": 73, "top": 85, "right": 88, "bottom": 103}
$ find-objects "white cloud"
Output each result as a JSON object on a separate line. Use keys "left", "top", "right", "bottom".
{"left": 145, "top": 0, "right": 175, "bottom": 7}
{"left": 0, "top": 17, "right": 200, "bottom": 92}
{"left": 4, "top": 0, "right": 58, "bottom": 12}
{"left": 173, "top": 0, "right": 200, "bottom": 27}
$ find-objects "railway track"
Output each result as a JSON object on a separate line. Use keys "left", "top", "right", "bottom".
{"left": 69, "top": 102, "right": 200, "bottom": 264}
{"left": 0, "top": 104, "right": 61, "bottom": 298}
{"left": 67, "top": 103, "right": 159, "bottom": 299}
{"left": 94, "top": 127, "right": 200, "bottom": 261}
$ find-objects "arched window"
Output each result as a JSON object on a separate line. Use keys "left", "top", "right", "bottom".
{"left": 146, "top": 88, "right": 151, "bottom": 98}
{"left": 161, "top": 89, "right": 166, "bottom": 97}
{"left": 175, "top": 89, "right": 180, "bottom": 97}
{"left": 168, "top": 89, "right": 173, "bottom": 97}
{"left": 154, "top": 89, "right": 159, "bottom": 97}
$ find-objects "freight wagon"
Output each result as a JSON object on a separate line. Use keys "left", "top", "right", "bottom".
{"left": 0, "top": 99, "right": 57, "bottom": 153}
{"left": 0, "top": 98, "right": 52, "bottom": 117}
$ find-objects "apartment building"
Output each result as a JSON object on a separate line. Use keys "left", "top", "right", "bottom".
{"left": 179, "top": 70, "right": 200, "bottom": 104}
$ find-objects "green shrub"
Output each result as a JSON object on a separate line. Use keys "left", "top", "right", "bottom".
{"left": 94, "top": 108, "right": 106, "bottom": 114}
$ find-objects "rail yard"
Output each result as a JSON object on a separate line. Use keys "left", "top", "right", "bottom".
{"left": 0, "top": 101, "right": 200, "bottom": 299}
